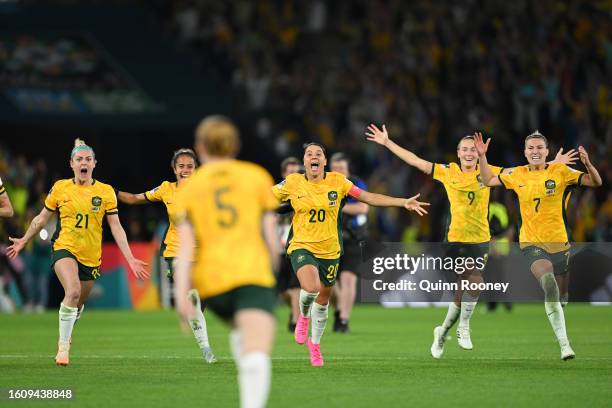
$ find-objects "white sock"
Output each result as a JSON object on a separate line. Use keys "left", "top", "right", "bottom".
{"left": 230, "top": 330, "right": 242, "bottom": 363}
{"left": 560, "top": 293, "right": 569, "bottom": 307}
{"left": 310, "top": 302, "right": 328, "bottom": 345}
{"left": 441, "top": 303, "right": 460, "bottom": 335}
{"left": 58, "top": 303, "right": 78, "bottom": 343}
{"left": 540, "top": 273, "right": 569, "bottom": 344}
{"left": 238, "top": 352, "right": 271, "bottom": 408}
{"left": 459, "top": 293, "right": 479, "bottom": 329}
{"left": 299, "top": 290, "right": 318, "bottom": 317}
{"left": 74, "top": 305, "right": 84, "bottom": 325}
{"left": 188, "top": 308, "right": 211, "bottom": 349}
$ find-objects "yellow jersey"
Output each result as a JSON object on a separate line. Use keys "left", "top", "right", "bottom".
{"left": 0, "top": 181, "right": 5, "bottom": 195}
{"left": 433, "top": 163, "right": 503, "bottom": 243}
{"left": 145, "top": 181, "right": 179, "bottom": 258}
{"left": 499, "top": 163, "right": 584, "bottom": 253}
{"left": 272, "top": 172, "right": 354, "bottom": 259}
{"left": 174, "top": 160, "right": 278, "bottom": 298}
{"left": 44, "top": 179, "right": 118, "bottom": 267}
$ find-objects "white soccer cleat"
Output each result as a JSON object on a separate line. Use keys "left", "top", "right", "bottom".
{"left": 560, "top": 342, "right": 575, "bottom": 360}
{"left": 55, "top": 340, "right": 70, "bottom": 366}
{"left": 202, "top": 347, "right": 217, "bottom": 364}
{"left": 430, "top": 326, "right": 446, "bottom": 359}
{"left": 456, "top": 326, "right": 473, "bottom": 350}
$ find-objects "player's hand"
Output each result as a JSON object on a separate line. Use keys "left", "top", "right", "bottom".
{"left": 473, "top": 132, "right": 490, "bottom": 156}
{"left": 403, "top": 193, "right": 430, "bottom": 216}
{"left": 129, "top": 258, "right": 150, "bottom": 279}
{"left": 578, "top": 146, "right": 591, "bottom": 166}
{"left": 554, "top": 148, "right": 579, "bottom": 165}
{"left": 365, "top": 124, "right": 390, "bottom": 146}
{"left": 6, "top": 237, "right": 26, "bottom": 259}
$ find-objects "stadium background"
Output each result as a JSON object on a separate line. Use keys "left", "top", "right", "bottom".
{"left": 0, "top": 0, "right": 610, "bottom": 309}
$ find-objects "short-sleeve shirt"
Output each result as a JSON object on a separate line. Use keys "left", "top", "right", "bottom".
{"left": 44, "top": 179, "right": 117, "bottom": 267}
{"left": 432, "top": 163, "right": 503, "bottom": 243}
{"left": 272, "top": 171, "right": 354, "bottom": 259}
{"left": 499, "top": 163, "right": 584, "bottom": 253}
{"left": 174, "top": 160, "right": 278, "bottom": 299}
{"left": 144, "top": 181, "right": 179, "bottom": 258}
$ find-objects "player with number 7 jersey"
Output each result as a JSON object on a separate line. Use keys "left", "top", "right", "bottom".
{"left": 272, "top": 142, "right": 430, "bottom": 367}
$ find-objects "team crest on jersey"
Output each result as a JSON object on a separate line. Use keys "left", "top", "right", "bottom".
{"left": 328, "top": 191, "right": 338, "bottom": 206}
{"left": 91, "top": 196, "right": 102, "bottom": 212}
{"left": 545, "top": 179, "right": 556, "bottom": 196}
{"left": 476, "top": 174, "right": 484, "bottom": 187}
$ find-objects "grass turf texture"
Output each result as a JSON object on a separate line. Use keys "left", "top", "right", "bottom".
{"left": 0, "top": 305, "right": 610, "bottom": 407}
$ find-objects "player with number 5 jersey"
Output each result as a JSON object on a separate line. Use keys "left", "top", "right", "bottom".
{"left": 6, "top": 138, "right": 149, "bottom": 367}
{"left": 273, "top": 142, "right": 430, "bottom": 367}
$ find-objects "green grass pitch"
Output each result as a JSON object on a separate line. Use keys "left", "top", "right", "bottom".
{"left": 1, "top": 305, "right": 611, "bottom": 407}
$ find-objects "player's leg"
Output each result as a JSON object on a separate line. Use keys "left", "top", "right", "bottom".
{"left": 337, "top": 270, "right": 357, "bottom": 332}
{"left": 555, "top": 273, "right": 569, "bottom": 306}
{"left": 187, "top": 288, "right": 216, "bottom": 363}
{"left": 74, "top": 279, "right": 94, "bottom": 325}
{"left": 530, "top": 257, "right": 574, "bottom": 360}
{"left": 287, "top": 287, "right": 300, "bottom": 331}
{"left": 455, "top": 269, "right": 482, "bottom": 350}
{"left": 53, "top": 255, "right": 81, "bottom": 366}
{"left": 307, "top": 284, "right": 332, "bottom": 366}
{"left": 292, "top": 250, "right": 321, "bottom": 344}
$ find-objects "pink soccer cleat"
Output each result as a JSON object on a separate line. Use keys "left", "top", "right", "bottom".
{"left": 307, "top": 338, "right": 324, "bottom": 367}
{"left": 294, "top": 315, "right": 310, "bottom": 345}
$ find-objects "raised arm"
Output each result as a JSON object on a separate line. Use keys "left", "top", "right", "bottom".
{"left": 342, "top": 201, "right": 369, "bottom": 216}
{"left": 578, "top": 146, "right": 602, "bottom": 187}
{"left": 474, "top": 132, "right": 502, "bottom": 187}
{"left": 366, "top": 124, "right": 433, "bottom": 174}
{"left": 7, "top": 207, "right": 54, "bottom": 258}
{"left": 117, "top": 191, "right": 148, "bottom": 205}
{"left": 106, "top": 214, "right": 149, "bottom": 279}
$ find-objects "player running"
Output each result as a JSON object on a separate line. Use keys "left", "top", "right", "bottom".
{"left": 0, "top": 176, "right": 14, "bottom": 218}
{"left": 174, "top": 116, "right": 280, "bottom": 408}
{"left": 116, "top": 148, "right": 216, "bottom": 363}
{"left": 476, "top": 131, "right": 602, "bottom": 360}
{"left": 7, "top": 139, "right": 149, "bottom": 366}
{"left": 329, "top": 153, "right": 369, "bottom": 333}
{"left": 273, "top": 142, "right": 429, "bottom": 366}
{"left": 366, "top": 124, "right": 577, "bottom": 358}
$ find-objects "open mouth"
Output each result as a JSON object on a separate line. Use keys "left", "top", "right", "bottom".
{"left": 464, "top": 157, "right": 474, "bottom": 162}
{"left": 531, "top": 155, "right": 541, "bottom": 160}
{"left": 310, "top": 162, "right": 320, "bottom": 171}
{"left": 80, "top": 168, "right": 88, "bottom": 175}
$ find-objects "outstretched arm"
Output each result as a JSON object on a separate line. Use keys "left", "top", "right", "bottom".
{"left": 474, "top": 132, "right": 502, "bottom": 187}
{"left": 262, "top": 212, "right": 280, "bottom": 273}
{"left": 342, "top": 201, "right": 369, "bottom": 216}
{"left": 549, "top": 148, "right": 579, "bottom": 166}
{"left": 117, "top": 191, "right": 148, "bottom": 205}
{"left": 366, "top": 124, "right": 433, "bottom": 174}
{"left": 578, "top": 146, "right": 602, "bottom": 187}
{"left": 349, "top": 187, "right": 429, "bottom": 216}
{"left": 107, "top": 214, "right": 149, "bottom": 279}
{"left": 7, "top": 208, "right": 54, "bottom": 258}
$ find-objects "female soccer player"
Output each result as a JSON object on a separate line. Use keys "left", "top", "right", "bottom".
{"left": 0, "top": 176, "right": 14, "bottom": 218}
{"left": 117, "top": 148, "right": 216, "bottom": 363}
{"left": 273, "top": 142, "right": 430, "bottom": 366}
{"left": 366, "top": 124, "right": 578, "bottom": 358}
{"left": 476, "top": 131, "right": 602, "bottom": 360}
{"left": 174, "top": 116, "right": 280, "bottom": 408}
{"left": 7, "top": 139, "right": 149, "bottom": 366}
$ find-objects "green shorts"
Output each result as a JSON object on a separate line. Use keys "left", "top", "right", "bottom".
{"left": 205, "top": 285, "right": 276, "bottom": 320}
{"left": 445, "top": 242, "right": 490, "bottom": 273}
{"left": 290, "top": 249, "right": 340, "bottom": 287}
{"left": 521, "top": 246, "right": 570, "bottom": 275}
{"left": 51, "top": 249, "right": 100, "bottom": 281}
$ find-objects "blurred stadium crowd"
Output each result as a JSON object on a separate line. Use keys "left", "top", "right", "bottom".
{"left": 1, "top": 0, "right": 611, "bottom": 309}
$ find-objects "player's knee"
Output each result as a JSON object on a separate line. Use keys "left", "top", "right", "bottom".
{"left": 64, "top": 288, "right": 81, "bottom": 304}
{"left": 302, "top": 281, "right": 320, "bottom": 293}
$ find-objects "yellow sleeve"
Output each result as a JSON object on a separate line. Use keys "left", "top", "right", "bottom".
{"left": 260, "top": 170, "right": 279, "bottom": 211}
{"left": 0, "top": 177, "right": 5, "bottom": 194}
{"left": 562, "top": 165, "right": 584, "bottom": 186}
{"left": 340, "top": 175, "right": 354, "bottom": 197}
{"left": 432, "top": 163, "right": 450, "bottom": 183}
{"left": 106, "top": 186, "right": 118, "bottom": 215}
{"left": 44, "top": 181, "right": 61, "bottom": 212}
{"left": 144, "top": 181, "right": 167, "bottom": 202}
{"left": 272, "top": 178, "right": 291, "bottom": 201}
{"left": 498, "top": 168, "right": 517, "bottom": 190}
{"left": 489, "top": 165, "right": 504, "bottom": 176}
